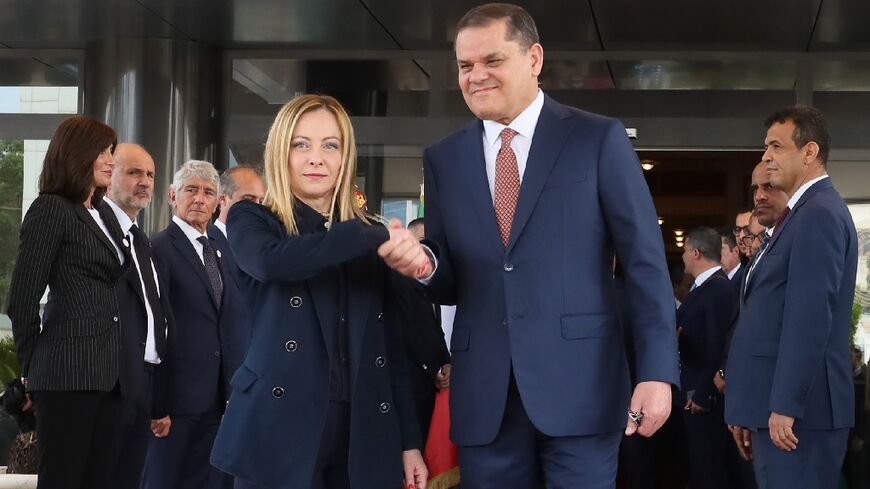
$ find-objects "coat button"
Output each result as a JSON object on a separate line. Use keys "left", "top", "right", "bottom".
{"left": 214, "top": 351, "right": 220, "bottom": 357}
{"left": 379, "top": 402, "right": 390, "bottom": 414}
{"left": 113, "top": 316, "right": 119, "bottom": 322}
{"left": 422, "top": 363, "right": 428, "bottom": 371}
{"left": 285, "top": 340, "right": 298, "bottom": 352}
{"left": 375, "top": 356, "right": 386, "bottom": 367}
{"left": 289, "top": 296, "right": 303, "bottom": 308}
{"left": 272, "top": 387, "right": 284, "bottom": 398}
{"left": 503, "top": 263, "right": 514, "bottom": 272}
{"left": 377, "top": 312, "right": 384, "bottom": 322}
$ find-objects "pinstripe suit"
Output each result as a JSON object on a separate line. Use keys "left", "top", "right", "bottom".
{"left": 8, "top": 193, "right": 131, "bottom": 489}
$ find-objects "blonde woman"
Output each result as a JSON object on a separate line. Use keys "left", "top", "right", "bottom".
{"left": 210, "top": 94, "right": 428, "bottom": 489}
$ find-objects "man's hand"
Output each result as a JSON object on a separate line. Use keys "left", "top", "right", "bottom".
{"left": 151, "top": 416, "right": 172, "bottom": 438}
{"left": 729, "top": 425, "right": 753, "bottom": 460}
{"left": 435, "top": 364, "right": 451, "bottom": 391}
{"left": 625, "top": 381, "right": 672, "bottom": 437}
{"left": 768, "top": 411, "right": 798, "bottom": 451}
{"left": 378, "top": 219, "right": 431, "bottom": 279}
{"left": 684, "top": 399, "right": 709, "bottom": 415}
{"left": 402, "top": 449, "right": 428, "bottom": 489}
{"left": 713, "top": 371, "right": 726, "bottom": 394}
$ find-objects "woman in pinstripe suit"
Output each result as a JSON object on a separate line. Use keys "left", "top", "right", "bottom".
{"left": 8, "top": 116, "right": 131, "bottom": 489}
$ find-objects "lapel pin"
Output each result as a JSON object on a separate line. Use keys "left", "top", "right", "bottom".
{"left": 122, "top": 238, "right": 130, "bottom": 248}
{"left": 216, "top": 250, "right": 222, "bottom": 258}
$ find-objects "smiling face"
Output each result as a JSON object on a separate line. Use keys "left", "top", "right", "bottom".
{"left": 455, "top": 19, "right": 543, "bottom": 125}
{"left": 92, "top": 145, "right": 114, "bottom": 188}
{"left": 287, "top": 108, "right": 343, "bottom": 213}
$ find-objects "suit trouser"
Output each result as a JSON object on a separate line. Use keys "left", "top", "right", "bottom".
{"left": 681, "top": 407, "right": 731, "bottom": 489}
{"left": 110, "top": 364, "right": 155, "bottom": 489}
{"left": 33, "top": 386, "right": 123, "bottom": 489}
{"left": 751, "top": 428, "right": 848, "bottom": 489}
{"left": 458, "top": 375, "right": 622, "bottom": 489}
{"left": 142, "top": 406, "right": 230, "bottom": 489}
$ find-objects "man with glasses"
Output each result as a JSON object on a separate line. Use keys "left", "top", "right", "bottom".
{"left": 733, "top": 210, "right": 753, "bottom": 261}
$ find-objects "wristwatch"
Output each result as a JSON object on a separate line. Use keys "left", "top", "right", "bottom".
{"left": 717, "top": 369, "right": 725, "bottom": 379}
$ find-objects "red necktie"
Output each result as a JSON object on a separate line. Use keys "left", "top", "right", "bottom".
{"left": 771, "top": 206, "right": 791, "bottom": 239}
{"left": 494, "top": 128, "right": 520, "bottom": 247}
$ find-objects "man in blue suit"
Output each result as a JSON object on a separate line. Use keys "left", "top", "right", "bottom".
{"left": 725, "top": 106, "right": 857, "bottom": 489}
{"left": 143, "top": 160, "right": 248, "bottom": 489}
{"left": 678, "top": 227, "right": 738, "bottom": 489}
{"left": 382, "top": 4, "right": 679, "bottom": 487}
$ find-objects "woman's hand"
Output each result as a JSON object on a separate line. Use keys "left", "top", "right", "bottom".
{"left": 402, "top": 448, "right": 428, "bottom": 489}
{"left": 379, "top": 220, "right": 432, "bottom": 279}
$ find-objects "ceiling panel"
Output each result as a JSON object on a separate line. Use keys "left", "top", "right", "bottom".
{"left": 139, "top": 0, "right": 399, "bottom": 48}
{"left": 611, "top": 60, "right": 797, "bottom": 90}
{"left": 0, "top": 0, "right": 177, "bottom": 48}
{"left": 363, "top": 0, "right": 600, "bottom": 50}
{"left": 811, "top": 0, "right": 870, "bottom": 49}
{"left": 591, "top": 0, "right": 822, "bottom": 50}
{"left": 814, "top": 61, "right": 870, "bottom": 91}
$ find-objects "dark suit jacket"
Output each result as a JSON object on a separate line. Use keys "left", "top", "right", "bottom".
{"left": 107, "top": 218, "right": 173, "bottom": 418}
{"left": 677, "top": 268, "right": 736, "bottom": 410}
{"left": 393, "top": 277, "right": 450, "bottom": 380}
{"left": 725, "top": 178, "right": 857, "bottom": 430}
{"left": 8, "top": 194, "right": 130, "bottom": 391}
{"left": 150, "top": 220, "right": 248, "bottom": 416}
{"left": 422, "top": 94, "right": 680, "bottom": 445}
{"left": 211, "top": 201, "right": 421, "bottom": 489}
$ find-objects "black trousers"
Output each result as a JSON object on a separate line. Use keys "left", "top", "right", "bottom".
{"left": 33, "top": 386, "right": 123, "bottom": 489}
{"left": 110, "top": 364, "right": 155, "bottom": 489}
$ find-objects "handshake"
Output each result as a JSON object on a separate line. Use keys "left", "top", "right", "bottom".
{"left": 377, "top": 219, "right": 433, "bottom": 279}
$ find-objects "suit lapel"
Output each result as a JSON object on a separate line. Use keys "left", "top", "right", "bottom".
{"left": 507, "top": 97, "right": 574, "bottom": 252}
{"left": 458, "top": 121, "right": 505, "bottom": 255}
{"left": 74, "top": 202, "right": 119, "bottom": 260}
{"left": 168, "top": 222, "right": 219, "bottom": 308}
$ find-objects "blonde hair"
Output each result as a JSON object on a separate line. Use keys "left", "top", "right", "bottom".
{"left": 263, "top": 94, "right": 369, "bottom": 235}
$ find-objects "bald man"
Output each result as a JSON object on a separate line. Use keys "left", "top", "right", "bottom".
{"left": 104, "top": 144, "right": 173, "bottom": 489}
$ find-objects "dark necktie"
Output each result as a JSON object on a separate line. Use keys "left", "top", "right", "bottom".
{"left": 771, "top": 206, "right": 791, "bottom": 240}
{"left": 494, "top": 128, "right": 520, "bottom": 247}
{"left": 129, "top": 225, "right": 167, "bottom": 357}
{"left": 197, "top": 235, "right": 223, "bottom": 310}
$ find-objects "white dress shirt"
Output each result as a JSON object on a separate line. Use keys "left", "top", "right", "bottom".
{"left": 173, "top": 215, "right": 208, "bottom": 265}
{"left": 481, "top": 89, "right": 545, "bottom": 200}
{"left": 214, "top": 219, "right": 227, "bottom": 238}
{"left": 105, "top": 197, "right": 162, "bottom": 364}
{"left": 727, "top": 262, "right": 741, "bottom": 280}
{"left": 86, "top": 207, "right": 125, "bottom": 264}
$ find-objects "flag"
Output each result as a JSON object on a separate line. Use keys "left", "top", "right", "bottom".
{"left": 417, "top": 182, "right": 425, "bottom": 218}
{"left": 424, "top": 389, "right": 459, "bottom": 489}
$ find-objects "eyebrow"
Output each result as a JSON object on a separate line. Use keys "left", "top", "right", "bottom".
{"left": 457, "top": 52, "right": 505, "bottom": 64}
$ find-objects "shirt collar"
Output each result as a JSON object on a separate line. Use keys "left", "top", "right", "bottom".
{"left": 103, "top": 196, "right": 135, "bottom": 235}
{"left": 173, "top": 214, "right": 208, "bottom": 241}
{"left": 482, "top": 89, "right": 544, "bottom": 146}
{"left": 727, "top": 262, "right": 741, "bottom": 280}
{"left": 693, "top": 265, "right": 722, "bottom": 288}
{"left": 214, "top": 219, "right": 227, "bottom": 237}
{"left": 787, "top": 174, "right": 828, "bottom": 210}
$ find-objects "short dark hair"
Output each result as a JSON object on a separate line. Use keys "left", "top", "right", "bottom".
{"left": 686, "top": 227, "right": 723, "bottom": 263}
{"left": 456, "top": 3, "right": 540, "bottom": 51}
{"left": 39, "top": 116, "right": 117, "bottom": 206}
{"left": 718, "top": 226, "right": 737, "bottom": 250}
{"left": 407, "top": 217, "right": 424, "bottom": 231}
{"left": 764, "top": 106, "right": 830, "bottom": 165}
{"left": 220, "top": 165, "right": 262, "bottom": 197}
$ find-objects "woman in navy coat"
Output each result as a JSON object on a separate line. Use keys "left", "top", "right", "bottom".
{"left": 210, "top": 94, "right": 428, "bottom": 489}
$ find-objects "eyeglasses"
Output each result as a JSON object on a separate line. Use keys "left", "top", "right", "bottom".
{"left": 733, "top": 225, "right": 750, "bottom": 236}
{"left": 740, "top": 233, "right": 761, "bottom": 245}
